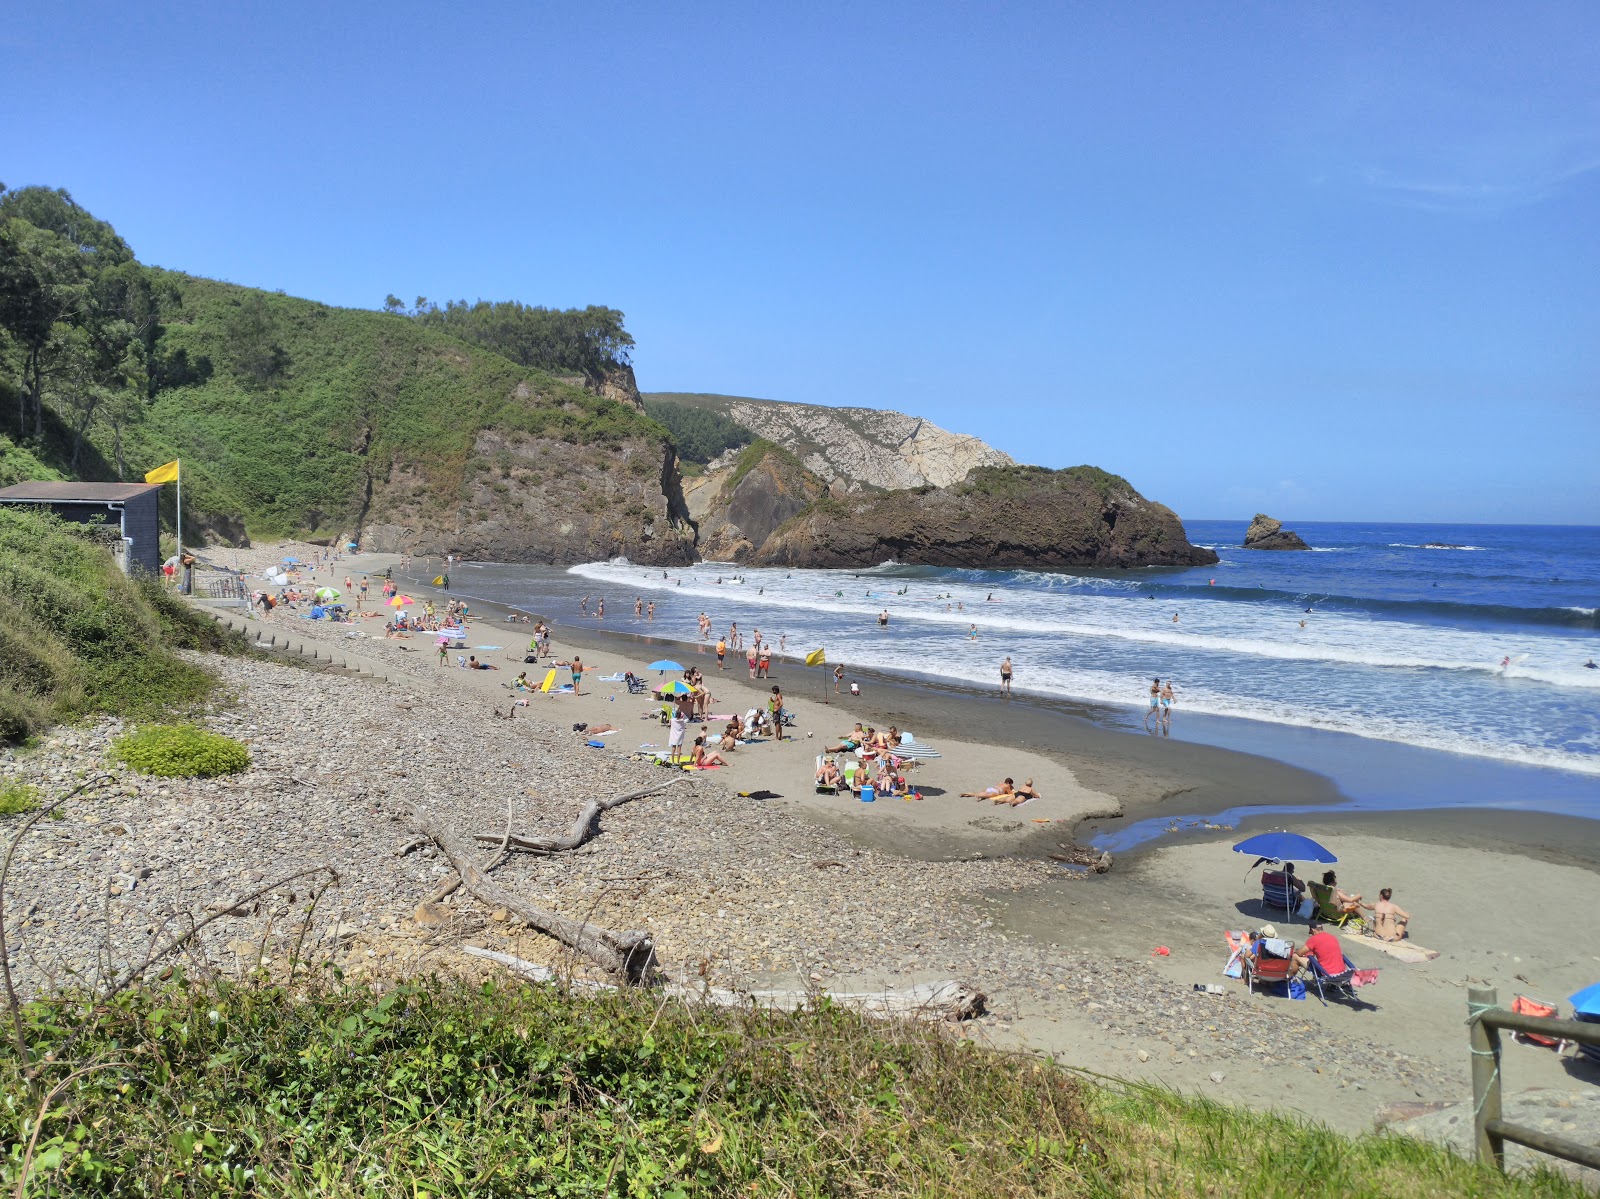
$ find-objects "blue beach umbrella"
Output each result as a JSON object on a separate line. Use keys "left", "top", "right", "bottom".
{"left": 1570, "top": 982, "right": 1600, "bottom": 1017}
{"left": 647, "top": 659, "right": 684, "bottom": 673}
{"left": 1232, "top": 831, "right": 1337, "bottom": 867}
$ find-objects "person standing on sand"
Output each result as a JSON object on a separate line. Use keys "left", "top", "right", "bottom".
{"left": 570, "top": 655, "right": 584, "bottom": 694}
{"left": 716, "top": 637, "right": 727, "bottom": 669}
{"left": 1000, "top": 656, "right": 1013, "bottom": 698}
{"left": 437, "top": 642, "right": 448, "bottom": 667}
{"left": 747, "top": 644, "right": 758, "bottom": 679}
{"left": 1160, "top": 679, "right": 1175, "bottom": 733}
{"left": 834, "top": 663, "right": 845, "bottom": 694}
{"left": 1144, "top": 678, "right": 1161, "bottom": 731}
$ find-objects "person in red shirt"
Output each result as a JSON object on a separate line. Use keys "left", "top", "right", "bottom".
{"left": 1295, "top": 921, "right": 1346, "bottom": 977}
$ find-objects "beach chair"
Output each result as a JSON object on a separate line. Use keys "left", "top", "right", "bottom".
{"left": 1243, "top": 944, "right": 1298, "bottom": 995}
{"left": 1511, "top": 995, "right": 1561, "bottom": 1047}
{"left": 1577, "top": 1014, "right": 1600, "bottom": 1064}
{"left": 814, "top": 755, "right": 837, "bottom": 794}
{"left": 1260, "top": 871, "right": 1297, "bottom": 920}
{"left": 1307, "top": 953, "right": 1361, "bottom": 1006}
{"left": 1307, "top": 882, "right": 1366, "bottom": 931}
{"left": 625, "top": 672, "right": 647, "bottom": 694}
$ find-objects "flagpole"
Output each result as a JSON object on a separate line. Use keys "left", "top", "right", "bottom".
{"left": 175, "top": 460, "right": 182, "bottom": 558}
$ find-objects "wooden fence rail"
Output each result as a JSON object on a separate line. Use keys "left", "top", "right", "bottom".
{"left": 1467, "top": 986, "right": 1600, "bottom": 1174}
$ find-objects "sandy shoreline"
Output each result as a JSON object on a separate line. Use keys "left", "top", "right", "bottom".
{"left": 172, "top": 544, "right": 1600, "bottom": 1139}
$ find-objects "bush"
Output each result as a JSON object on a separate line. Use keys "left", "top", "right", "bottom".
{"left": 0, "top": 783, "right": 40, "bottom": 816}
{"left": 110, "top": 724, "right": 250, "bottom": 778}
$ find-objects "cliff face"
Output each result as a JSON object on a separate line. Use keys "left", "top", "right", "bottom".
{"left": 643, "top": 393, "right": 1013, "bottom": 491}
{"left": 360, "top": 431, "right": 696, "bottom": 565}
{"left": 752, "top": 466, "right": 1217, "bottom": 570}
{"left": 688, "top": 443, "right": 827, "bottom": 562}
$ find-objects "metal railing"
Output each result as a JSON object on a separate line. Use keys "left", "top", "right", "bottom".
{"left": 1467, "top": 986, "right": 1600, "bottom": 1174}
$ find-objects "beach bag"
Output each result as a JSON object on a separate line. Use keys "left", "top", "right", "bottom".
{"left": 1296, "top": 895, "right": 1315, "bottom": 919}
{"left": 1286, "top": 979, "right": 1306, "bottom": 1001}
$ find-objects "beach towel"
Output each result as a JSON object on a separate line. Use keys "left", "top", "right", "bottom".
{"left": 1351, "top": 968, "right": 1380, "bottom": 988}
{"left": 1223, "top": 930, "right": 1246, "bottom": 979}
{"left": 585, "top": 739, "right": 606, "bottom": 748}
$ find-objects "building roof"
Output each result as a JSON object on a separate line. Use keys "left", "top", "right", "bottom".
{"left": 0, "top": 481, "right": 162, "bottom": 502}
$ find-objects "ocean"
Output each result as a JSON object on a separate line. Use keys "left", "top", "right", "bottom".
{"left": 434, "top": 521, "right": 1599, "bottom": 818}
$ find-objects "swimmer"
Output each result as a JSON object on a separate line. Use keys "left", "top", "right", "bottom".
{"left": 1171, "top": 613, "right": 1179, "bottom": 623}
{"left": 1298, "top": 620, "right": 1306, "bottom": 628}
{"left": 1585, "top": 659, "right": 1598, "bottom": 670}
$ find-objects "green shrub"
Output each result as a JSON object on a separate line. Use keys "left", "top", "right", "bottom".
{"left": 0, "top": 783, "right": 40, "bottom": 816}
{"left": 110, "top": 724, "right": 250, "bottom": 778}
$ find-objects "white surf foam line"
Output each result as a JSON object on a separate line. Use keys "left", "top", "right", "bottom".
{"left": 568, "top": 562, "right": 1600, "bottom": 689}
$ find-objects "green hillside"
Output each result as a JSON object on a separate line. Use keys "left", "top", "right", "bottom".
{"left": 0, "top": 507, "right": 242, "bottom": 741}
{"left": 0, "top": 185, "right": 668, "bottom": 543}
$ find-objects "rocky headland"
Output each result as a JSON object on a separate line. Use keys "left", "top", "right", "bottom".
{"left": 646, "top": 393, "right": 1014, "bottom": 492}
{"left": 752, "top": 465, "right": 1219, "bottom": 569}
{"left": 1242, "top": 513, "right": 1310, "bottom": 551}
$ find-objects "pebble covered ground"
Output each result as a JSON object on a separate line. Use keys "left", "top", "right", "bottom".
{"left": 0, "top": 615, "right": 1457, "bottom": 1100}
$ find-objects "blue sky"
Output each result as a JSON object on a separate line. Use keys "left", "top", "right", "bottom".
{"left": 5, "top": 2, "right": 1597, "bottom": 523}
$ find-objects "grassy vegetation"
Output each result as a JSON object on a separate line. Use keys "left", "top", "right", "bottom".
{"left": 955, "top": 464, "right": 1136, "bottom": 502}
{"left": 0, "top": 976, "right": 1579, "bottom": 1198}
{"left": 0, "top": 782, "right": 40, "bottom": 816}
{"left": 718, "top": 438, "right": 814, "bottom": 498}
{"left": 126, "top": 273, "right": 668, "bottom": 540}
{"left": 642, "top": 399, "right": 753, "bottom": 464}
{"left": 109, "top": 724, "right": 250, "bottom": 778}
{"left": 0, "top": 507, "right": 241, "bottom": 742}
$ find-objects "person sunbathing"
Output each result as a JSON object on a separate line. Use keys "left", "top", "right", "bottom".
{"left": 1371, "top": 888, "right": 1411, "bottom": 942}
{"left": 466, "top": 655, "right": 499, "bottom": 670}
{"left": 816, "top": 758, "right": 842, "bottom": 788}
{"left": 962, "top": 778, "right": 1016, "bottom": 802}
{"left": 690, "top": 738, "right": 727, "bottom": 768}
{"left": 994, "top": 778, "right": 1043, "bottom": 806}
{"left": 513, "top": 671, "right": 530, "bottom": 690}
{"left": 1320, "top": 871, "right": 1371, "bottom": 917}
{"left": 826, "top": 724, "right": 866, "bottom": 753}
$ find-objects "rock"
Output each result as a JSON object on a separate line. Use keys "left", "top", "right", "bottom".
{"left": 754, "top": 466, "right": 1217, "bottom": 570}
{"left": 1242, "top": 513, "right": 1310, "bottom": 551}
{"left": 649, "top": 393, "right": 1014, "bottom": 492}
{"left": 1209, "top": 1071, "right": 1226, "bottom": 1084}
{"left": 413, "top": 902, "right": 452, "bottom": 927}
{"left": 1137, "top": 1049, "right": 1151, "bottom": 1062}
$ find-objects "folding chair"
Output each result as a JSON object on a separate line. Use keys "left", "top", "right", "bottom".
{"left": 1243, "top": 945, "right": 1298, "bottom": 996}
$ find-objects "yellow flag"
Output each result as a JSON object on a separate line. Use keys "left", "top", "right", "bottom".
{"left": 805, "top": 647, "right": 826, "bottom": 667}
{"left": 144, "top": 460, "right": 180, "bottom": 485}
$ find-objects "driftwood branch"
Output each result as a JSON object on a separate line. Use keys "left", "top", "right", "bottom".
{"left": 416, "top": 810, "right": 658, "bottom": 984}
{"left": 470, "top": 779, "right": 686, "bottom": 856}
{"left": 459, "top": 945, "right": 986, "bottom": 1021}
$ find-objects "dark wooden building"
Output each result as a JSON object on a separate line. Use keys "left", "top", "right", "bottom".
{"left": 0, "top": 481, "right": 164, "bottom": 574}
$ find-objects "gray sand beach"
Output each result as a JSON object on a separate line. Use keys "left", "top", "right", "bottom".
{"left": 8, "top": 542, "right": 1594, "bottom": 1145}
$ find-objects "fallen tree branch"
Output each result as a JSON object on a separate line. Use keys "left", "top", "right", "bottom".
{"left": 458, "top": 946, "right": 986, "bottom": 1020}
{"left": 416, "top": 811, "right": 658, "bottom": 984}
{"left": 469, "top": 779, "right": 686, "bottom": 856}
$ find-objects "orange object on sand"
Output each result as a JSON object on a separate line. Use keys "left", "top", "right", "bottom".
{"left": 1512, "top": 996, "right": 1560, "bottom": 1046}
{"left": 1152, "top": 946, "right": 1170, "bottom": 957}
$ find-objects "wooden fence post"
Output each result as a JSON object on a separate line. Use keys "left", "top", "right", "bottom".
{"left": 1468, "top": 986, "right": 1505, "bottom": 1171}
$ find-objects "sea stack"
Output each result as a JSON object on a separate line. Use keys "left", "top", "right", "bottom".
{"left": 1242, "top": 513, "right": 1309, "bottom": 551}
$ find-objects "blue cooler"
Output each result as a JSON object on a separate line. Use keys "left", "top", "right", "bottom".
{"left": 860, "top": 785, "right": 875, "bottom": 803}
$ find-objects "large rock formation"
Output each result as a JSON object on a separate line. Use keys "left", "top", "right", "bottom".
{"left": 689, "top": 442, "right": 827, "bottom": 561}
{"left": 1242, "top": 513, "right": 1309, "bottom": 551}
{"left": 644, "top": 393, "right": 1013, "bottom": 491}
{"left": 360, "top": 430, "right": 696, "bottom": 565}
{"left": 752, "top": 466, "right": 1217, "bottom": 570}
